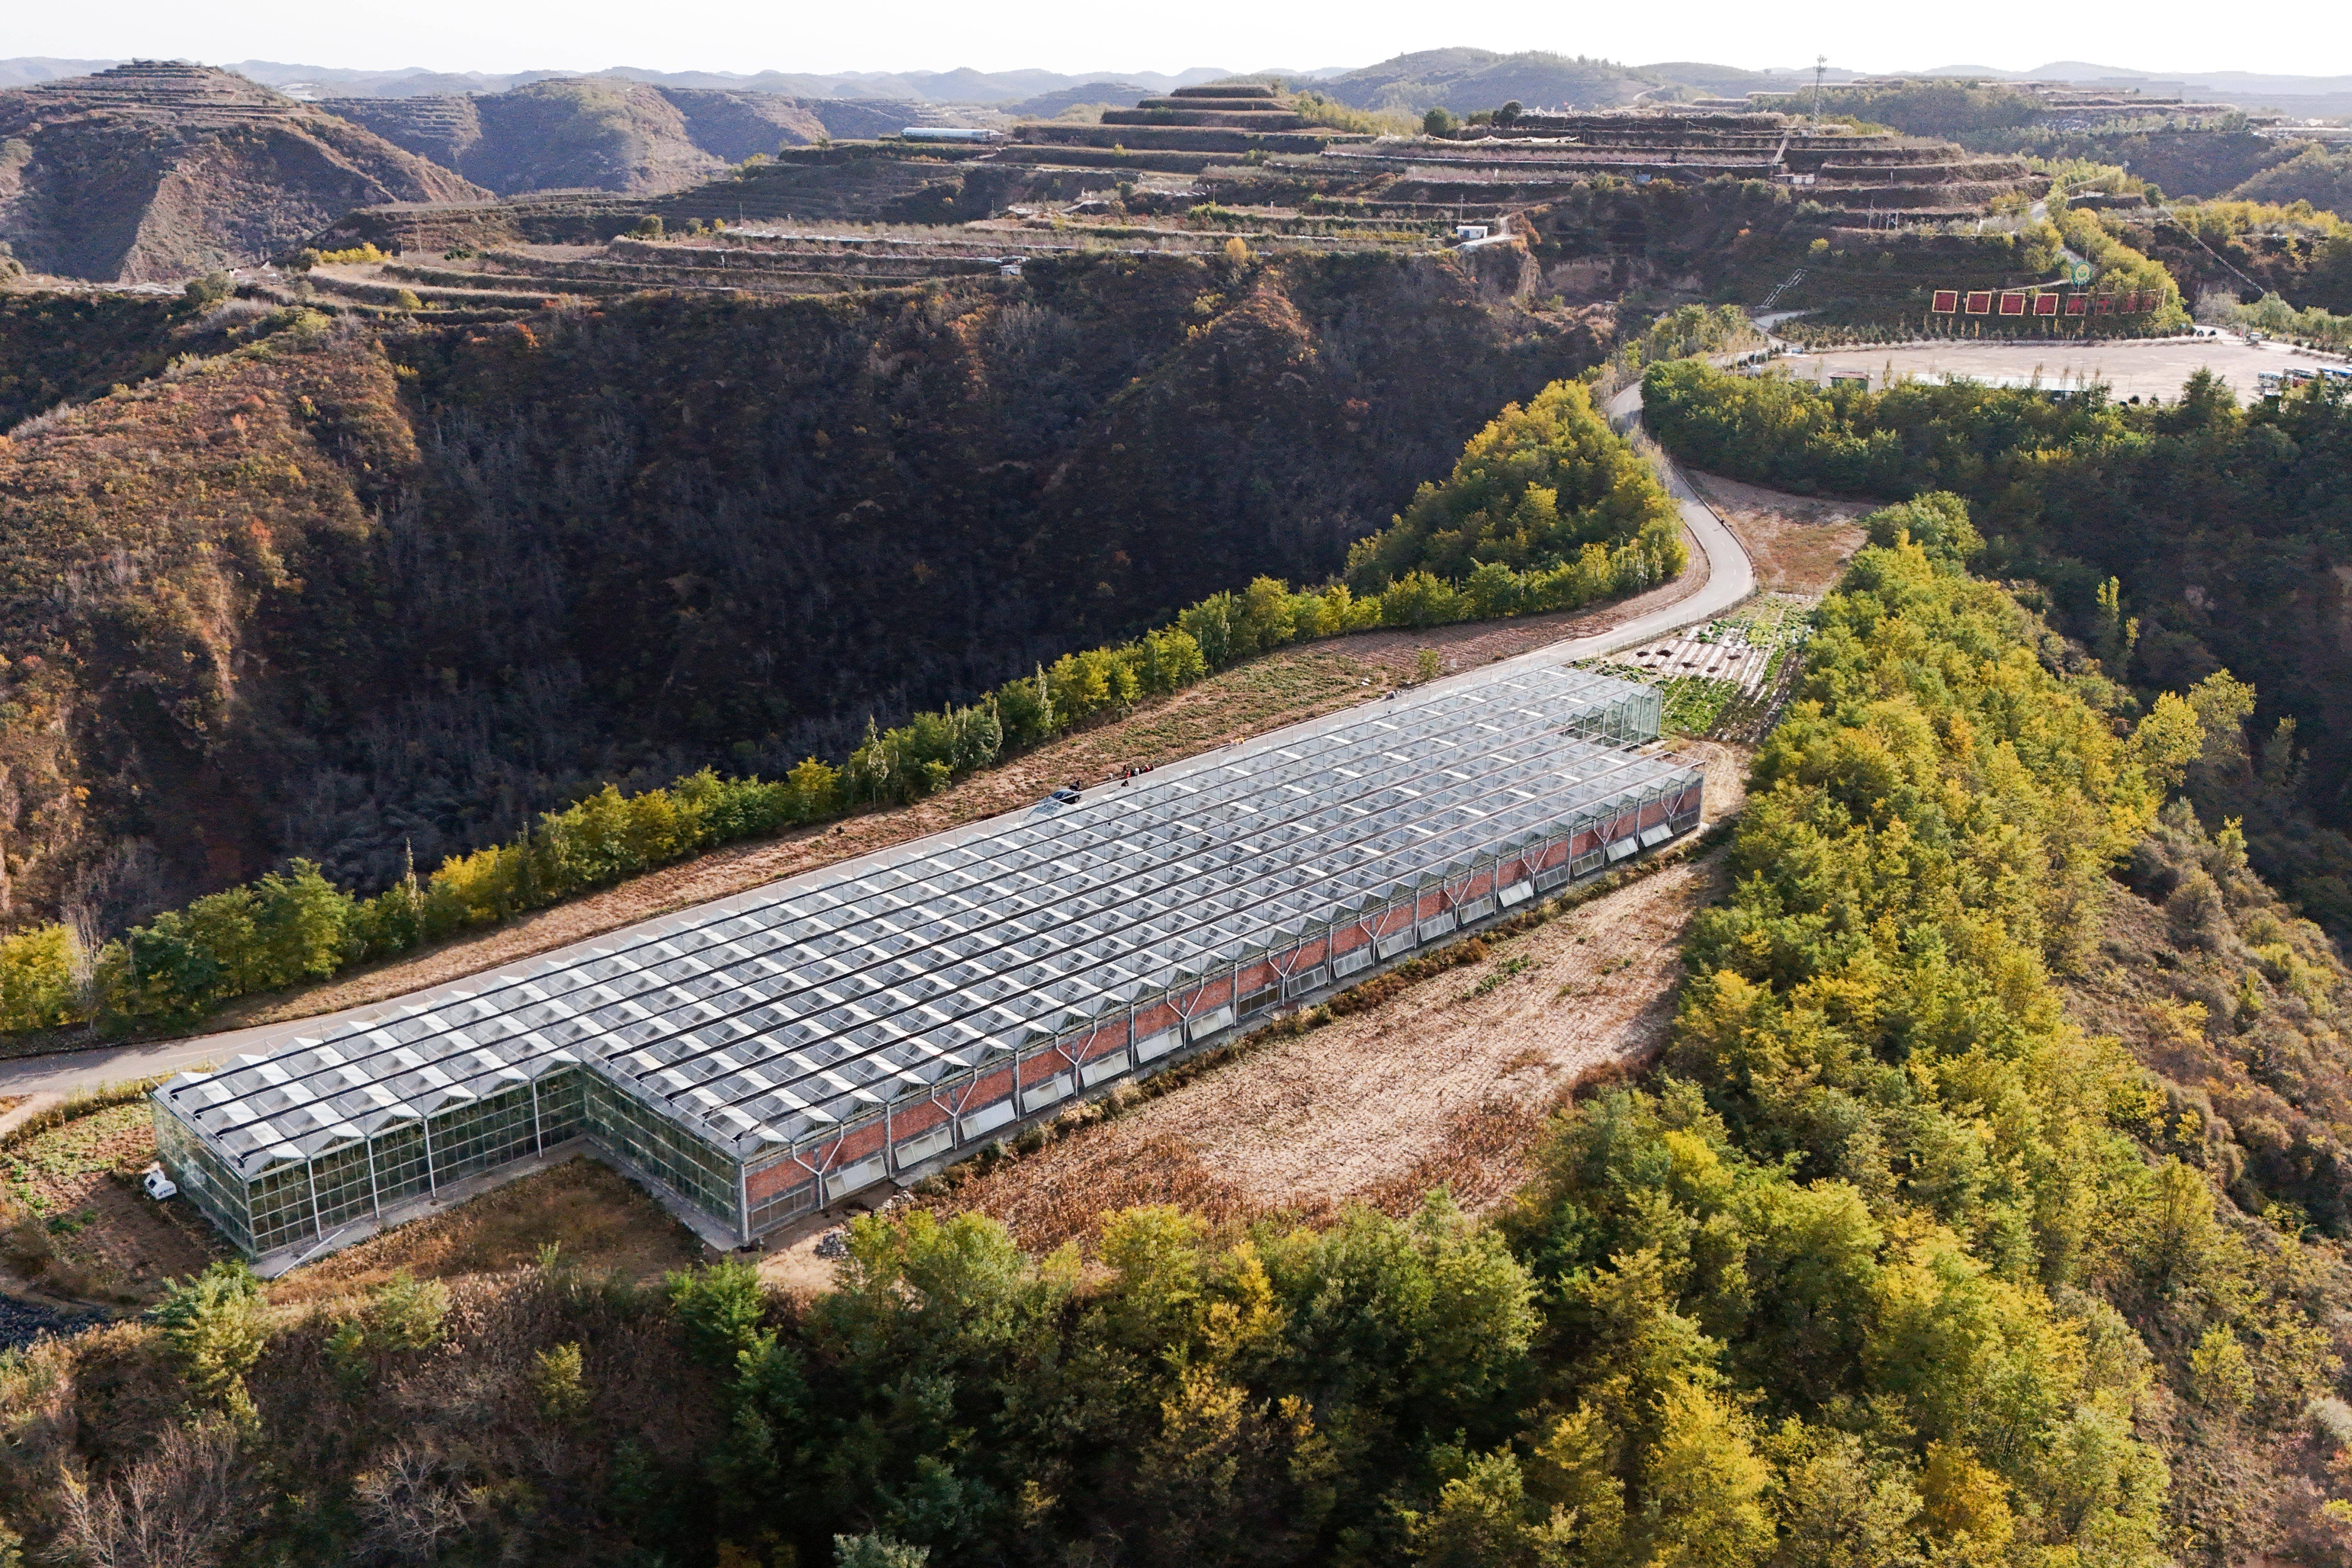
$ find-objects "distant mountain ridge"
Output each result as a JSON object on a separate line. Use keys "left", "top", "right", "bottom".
{"left": 0, "top": 62, "right": 485, "bottom": 281}
{"left": 1921, "top": 61, "right": 2352, "bottom": 114}
{"left": 11, "top": 53, "right": 2352, "bottom": 109}
{"left": 324, "top": 78, "right": 987, "bottom": 195}
{"left": 0, "top": 57, "right": 115, "bottom": 88}
{"left": 1311, "top": 49, "right": 1656, "bottom": 115}
{"left": 242, "top": 61, "right": 1250, "bottom": 104}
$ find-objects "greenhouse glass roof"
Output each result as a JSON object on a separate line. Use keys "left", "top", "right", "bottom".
{"left": 159, "top": 665, "right": 1692, "bottom": 1177}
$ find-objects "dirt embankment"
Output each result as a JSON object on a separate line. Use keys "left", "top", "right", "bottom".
{"left": 202, "top": 576, "right": 1717, "bottom": 1037}
{"left": 1687, "top": 471, "right": 1873, "bottom": 596}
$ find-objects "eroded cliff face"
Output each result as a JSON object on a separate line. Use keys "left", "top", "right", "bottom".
{"left": 0, "top": 251, "right": 1604, "bottom": 929}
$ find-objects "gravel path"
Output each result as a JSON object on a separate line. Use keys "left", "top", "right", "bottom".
{"left": 0, "top": 1294, "right": 108, "bottom": 1351}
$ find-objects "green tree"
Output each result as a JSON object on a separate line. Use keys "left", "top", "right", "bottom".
{"left": 668, "top": 1259, "right": 772, "bottom": 1372}
{"left": 1641, "top": 1382, "right": 1774, "bottom": 1568}
{"left": 1347, "top": 380, "right": 1677, "bottom": 592}
{"left": 532, "top": 1341, "right": 592, "bottom": 1425}
{"left": 151, "top": 1260, "right": 269, "bottom": 1418}
{"left": 0, "top": 924, "right": 82, "bottom": 1030}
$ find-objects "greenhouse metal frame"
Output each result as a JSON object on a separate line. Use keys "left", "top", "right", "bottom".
{"left": 153, "top": 664, "right": 1702, "bottom": 1264}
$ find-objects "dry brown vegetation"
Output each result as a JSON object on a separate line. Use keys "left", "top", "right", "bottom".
{"left": 2, "top": 253, "right": 1611, "bottom": 973}
{"left": 1, "top": 1101, "right": 219, "bottom": 1304}
{"left": 266, "top": 1156, "right": 704, "bottom": 1307}
{"left": 1688, "top": 470, "right": 1873, "bottom": 595}
{"left": 0, "top": 64, "right": 487, "bottom": 281}
{"left": 2065, "top": 805, "right": 2352, "bottom": 1229}
{"left": 895, "top": 844, "right": 1728, "bottom": 1258}
{"left": 4, "top": 1111, "right": 702, "bottom": 1318}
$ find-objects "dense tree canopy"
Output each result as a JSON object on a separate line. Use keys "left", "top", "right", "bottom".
{"left": 1644, "top": 359, "right": 2352, "bottom": 934}
{"left": 1345, "top": 379, "right": 1685, "bottom": 593}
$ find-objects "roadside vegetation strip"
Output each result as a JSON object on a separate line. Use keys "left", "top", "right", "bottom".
{"left": 0, "top": 375, "right": 1684, "bottom": 1044}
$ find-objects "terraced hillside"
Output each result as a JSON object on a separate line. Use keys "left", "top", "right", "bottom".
{"left": 0, "top": 61, "right": 486, "bottom": 280}
{"left": 310, "top": 102, "right": 2042, "bottom": 310}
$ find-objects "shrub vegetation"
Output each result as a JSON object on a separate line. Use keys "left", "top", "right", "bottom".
{"left": 1641, "top": 358, "right": 2352, "bottom": 936}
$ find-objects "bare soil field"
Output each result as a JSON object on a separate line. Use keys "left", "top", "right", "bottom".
{"left": 1687, "top": 472, "right": 1872, "bottom": 595}
{"left": 2, "top": 1102, "right": 220, "bottom": 1304}
{"left": 873, "top": 842, "right": 1732, "bottom": 1259}
{"left": 1677, "top": 738, "right": 1753, "bottom": 820}
{"left": 201, "top": 568, "right": 1713, "bottom": 1036}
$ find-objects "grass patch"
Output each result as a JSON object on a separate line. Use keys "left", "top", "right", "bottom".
{"left": 1660, "top": 676, "right": 1741, "bottom": 736}
{"left": 5, "top": 1102, "right": 150, "bottom": 1216}
{"left": 1464, "top": 955, "right": 1536, "bottom": 999}
{"left": 269, "top": 1155, "right": 702, "bottom": 1305}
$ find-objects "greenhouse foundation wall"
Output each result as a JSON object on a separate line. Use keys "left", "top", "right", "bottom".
{"left": 154, "top": 782, "right": 1701, "bottom": 1269}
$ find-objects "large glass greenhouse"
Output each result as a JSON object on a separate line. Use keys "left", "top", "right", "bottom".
{"left": 152, "top": 664, "right": 1703, "bottom": 1266}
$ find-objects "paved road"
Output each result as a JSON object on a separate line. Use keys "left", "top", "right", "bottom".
{"left": 0, "top": 386, "right": 1754, "bottom": 1100}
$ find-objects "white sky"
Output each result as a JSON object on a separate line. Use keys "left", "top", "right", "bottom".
{"left": 17, "top": 0, "right": 2350, "bottom": 80}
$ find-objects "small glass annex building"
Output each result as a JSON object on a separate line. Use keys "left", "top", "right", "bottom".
{"left": 153, "top": 664, "right": 1703, "bottom": 1264}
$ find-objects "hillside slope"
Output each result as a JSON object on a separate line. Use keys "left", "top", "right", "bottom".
{"left": 1643, "top": 361, "right": 2352, "bottom": 935}
{"left": 2232, "top": 144, "right": 2352, "bottom": 220}
{"left": 0, "top": 252, "right": 1602, "bottom": 932}
{"left": 1314, "top": 49, "right": 1655, "bottom": 117}
{"left": 326, "top": 80, "right": 975, "bottom": 196}
{"left": 0, "top": 62, "right": 486, "bottom": 280}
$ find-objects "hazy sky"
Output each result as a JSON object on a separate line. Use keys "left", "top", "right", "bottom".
{"left": 17, "top": 0, "right": 2350, "bottom": 79}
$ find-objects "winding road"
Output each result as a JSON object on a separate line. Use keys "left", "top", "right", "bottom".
{"left": 0, "top": 383, "right": 1754, "bottom": 1101}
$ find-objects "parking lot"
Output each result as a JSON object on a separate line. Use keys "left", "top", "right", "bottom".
{"left": 1779, "top": 335, "right": 2348, "bottom": 401}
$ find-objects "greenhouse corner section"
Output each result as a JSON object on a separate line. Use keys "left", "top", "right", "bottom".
{"left": 150, "top": 663, "right": 1704, "bottom": 1268}
{"left": 153, "top": 1059, "right": 591, "bottom": 1259}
